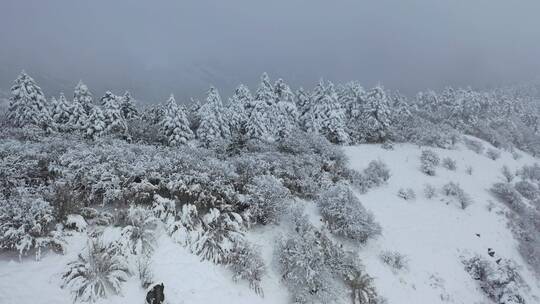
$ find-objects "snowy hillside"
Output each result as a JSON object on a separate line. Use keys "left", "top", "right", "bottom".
{"left": 1, "top": 138, "right": 539, "bottom": 304}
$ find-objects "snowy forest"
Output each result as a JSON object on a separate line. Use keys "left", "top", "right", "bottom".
{"left": 1, "top": 71, "right": 540, "bottom": 304}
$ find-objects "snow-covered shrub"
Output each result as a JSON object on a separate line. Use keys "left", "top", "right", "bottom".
{"left": 466, "top": 165, "right": 473, "bottom": 175}
{"left": 0, "top": 190, "right": 65, "bottom": 259}
{"left": 228, "top": 240, "right": 266, "bottom": 296}
{"left": 520, "top": 163, "right": 540, "bottom": 182}
{"left": 420, "top": 149, "right": 440, "bottom": 176}
{"left": 317, "top": 184, "right": 381, "bottom": 242}
{"left": 362, "top": 160, "right": 391, "bottom": 188}
{"left": 381, "top": 141, "right": 394, "bottom": 150}
{"left": 379, "top": 250, "right": 409, "bottom": 271}
{"left": 397, "top": 188, "right": 416, "bottom": 200}
{"left": 276, "top": 211, "right": 383, "bottom": 304}
{"left": 65, "top": 214, "right": 87, "bottom": 232}
{"left": 49, "top": 181, "right": 83, "bottom": 222}
{"left": 189, "top": 208, "right": 245, "bottom": 264}
{"left": 62, "top": 237, "right": 130, "bottom": 303}
{"left": 442, "top": 182, "right": 472, "bottom": 209}
{"left": 80, "top": 207, "right": 99, "bottom": 220}
{"left": 486, "top": 148, "right": 501, "bottom": 160}
{"left": 464, "top": 138, "right": 484, "bottom": 154}
{"left": 151, "top": 194, "right": 176, "bottom": 223}
{"left": 245, "top": 175, "right": 290, "bottom": 225}
{"left": 514, "top": 180, "right": 538, "bottom": 200}
{"left": 462, "top": 255, "right": 527, "bottom": 304}
{"left": 491, "top": 183, "right": 524, "bottom": 213}
{"left": 424, "top": 184, "right": 437, "bottom": 199}
{"left": 442, "top": 157, "right": 457, "bottom": 171}
{"left": 117, "top": 206, "right": 158, "bottom": 256}
{"left": 136, "top": 255, "right": 154, "bottom": 289}
{"left": 501, "top": 165, "right": 515, "bottom": 183}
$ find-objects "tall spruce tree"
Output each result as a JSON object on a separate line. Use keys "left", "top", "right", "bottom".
{"left": 361, "top": 86, "right": 391, "bottom": 142}
{"left": 160, "top": 94, "right": 194, "bottom": 146}
{"left": 196, "top": 87, "right": 230, "bottom": 145}
{"left": 227, "top": 84, "right": 252, "bottom": 137}
{"left": 51, "top": 92, "right": 73, "bottom": 131}
{"left": 120, "top": 91, "right": 139, "bottom": 120}
{"left": 84, "top": 105, "right": 106, "bottom": 139}
{"left": 7, "top": 71, "right": 55, "bottom": 132}
{"left": 100, "top": 91, "right": 127, "bottom": 134}
{"left": 73, "top": 80, "right": 94, "bottom": 114}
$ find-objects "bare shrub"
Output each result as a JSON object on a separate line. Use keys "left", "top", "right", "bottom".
{"left": 442, "top": 157, "right": 457, "bottom": 171}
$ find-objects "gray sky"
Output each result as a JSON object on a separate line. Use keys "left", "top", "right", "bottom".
{"left": 1, "top": 0, "right": 540, "bottom": 103}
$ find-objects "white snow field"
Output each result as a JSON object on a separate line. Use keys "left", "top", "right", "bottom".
{"left": 1, "top": 138, "right": 539, "bottom": 304}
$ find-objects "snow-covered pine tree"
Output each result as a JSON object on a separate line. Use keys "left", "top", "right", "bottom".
{"left": 51, "top": 93, "right": 73, "bottom": 131}
{"left": 160, "top": 94, "right": 194, "bottom": 146}
{"left": 227, "top": 84, "right": 252, "bottom": 137}
{"left": 301, "top": 80, "right": 348, "bottom": 143}
{"left": 196, "top": 87, "right": 230, "bottom": 145}
{"left": 255, "top": 72, "right": 277, "bottom": 105}
{"left": 361, "top": 86, "right": 391, "bottom": 143}
{"left": 73, "top": 80, "right": 94, "bottom": 114}
{"left": 7, "top": 71, "right": 55, "bottom": 132}
{"left": 187, "top": 97, "right": 202, "bottom": 131}
{"left": 100, "top": 91, "right": 127, "bottom": 134}
{"left": 68, "top": 99, "right": 88, "bottom": 132}
{"left": 295, "top": 88, "right": 311, "bottom": 118}
{"left": 274, "top": 79, "right": 298, "bottom": 138}
{"left": 340, "top": 82, "right": 366, "bottom": 144}
{"left": 84, "top": 105, "right": 107, "bottom": 139}
{"left": 120, "top": 91, "right": 139, "bottom": 120}
{"left": 245, "top": 100, "right": 271, "bottom": 140}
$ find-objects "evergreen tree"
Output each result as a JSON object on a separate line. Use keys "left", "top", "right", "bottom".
{"left": 73, "top": 80, "right": 94, "bottom": 114}
{"left": 227, "top": 84, "right": 252, "bottom": 136}
{"left": 197, "top": 87, "right": 230, "bottom": 145}
{"left": 68, "top": 100, "right": 88, "bottom": 131}
{"left": 339, "top": 82, "right": 366, "bottom": 143}
{"left": 120, "top": 91, "right": 139, "bottom": 120}
{"left": 245, "top": 100, "right": 271, "bottom": 140}
{"left": 295, "top": 88, "right": 311, "bottom": 118}
{"left": 100, "top": 91, "right": 127, "bottom": 134}
{"left": 361, "top": 86, "right": 391, "bottom": 142}
{"left": 7, "top": 71, "right": 55, "bottom": 132}
{"left": 51, "top": 93, "right": 72, "bottom": 130}
{"left": 160, "top": 94, "right": 194, "bottom": 146}
{"left": 274, "top": 79, "right": 298, "bottom": 138}
{"left": 254, "top": 72, "right": 276, "bottom": 105}
{"left": 84, "top": 105, "right": 106, "bottom": 139}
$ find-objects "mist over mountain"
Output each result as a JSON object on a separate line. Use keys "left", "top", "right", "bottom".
{"left": 1, "top": 0, "right": 540, "bottom": 103}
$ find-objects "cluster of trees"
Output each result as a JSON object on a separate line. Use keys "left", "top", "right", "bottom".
{"left": 5, "top": 71, "right": 539, "bottom": 155}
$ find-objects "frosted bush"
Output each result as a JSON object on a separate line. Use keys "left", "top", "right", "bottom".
{"left": 0, "top": 190, "right": 65, "bottom": 259}
{"left": 464, "top": 138, "right": 484, "bottom": 154}
{"left": 514, "top": 180, "right": 538, "bottom": 200}
{"left": 491, "top": 183, "right": 524, "bottom": 213}
{"left": 228, "top": 241, "right": 266, "bottom": 296}
{"left": 466, "top": 165, "right": 473, "bottom": 175}
{"left": 317, "top": 184, "right": 381, "bottom": 242}
{"left": 462, "top": 255, "right": 527, "bottom": 304}
{"left": 62, "top": 237, "right": 129, "bottom": 303}
{"left": 420, "top": 150, "right": 440, "bottom": 176}
{"left": 501, "top": 165, "right": 515, "bottom": 183}
{"left": 442, "top": 182, "right": 472, "bottom": 209}
{"left": 245, "top": 175, "right": 290, "bottom": 225}
{"left": 520, "top": 163, "right": 540, "bottom": 181}
{"left": 424, "top": 184, "right": 437, "bottom": 199}
{"left": 442, "top": 157, "right": 457, "bottom": 171}
{"left": 397, "top": 188, "right": 416, "bottom": 200}
{"left": 362, "top": 160, "right": 391, "bottom": 188}
{"left": 379, "top": 250, "right": 409, "bottom": 271}
{"left": 117, "top": 206, "right": 158, "bottom": 256}
{"left": 486, "top": 148, "right": 501, "bottom": 160}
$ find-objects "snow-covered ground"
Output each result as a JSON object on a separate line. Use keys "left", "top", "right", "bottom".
{"left": 1, "top": 138, "right": 539, "bottom": 304}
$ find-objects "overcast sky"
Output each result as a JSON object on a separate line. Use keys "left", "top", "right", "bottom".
{"left": 1, "top": 0, "right": 539, "bottom": 103}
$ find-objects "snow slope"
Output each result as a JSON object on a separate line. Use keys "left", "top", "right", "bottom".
{"left": 1, "top": 138, "right": 539, "bottom": 304}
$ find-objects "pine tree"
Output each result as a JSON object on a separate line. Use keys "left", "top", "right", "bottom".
{"left": 68, "top": 100, "right": 88, "bottom": 131}
{"left": 227, "top": 84, "right": 252, "bottom": 136}
{"left": 160, "top": 94, "right": 194, "bottom": 146}
{"left": 84, "top": 105, "right": 106, "bottom": 139}
{"left": 245, "top": 100, "right": 271, "bottom": 140}
{"left": 274, "top": 79, "right": 298, "bottom": 138}
{"left": 100, "top": 91, "right": 127, "bottom": 134}
{"left": 340, "top": 82, "right": 366, "bottom": 143}
{"left": 7, "top": 71, "right": 55, "bottom": 132}
{"left": 361, "top": 86, "right": 391, "bottom": 142}
{"left": 196, "top": 87, "right": 230, "bottom": 145}
{"left": 73, "top": 80, "right": 94, "bottom": 114}
{"left": 255, "top": 73, "right": 276, "bottom": 105}
{"left": 51, "top": 93, "right": 72, "bottom": 131}
{"left": 120, "top": 91, "right": 139, "bottom": 120}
